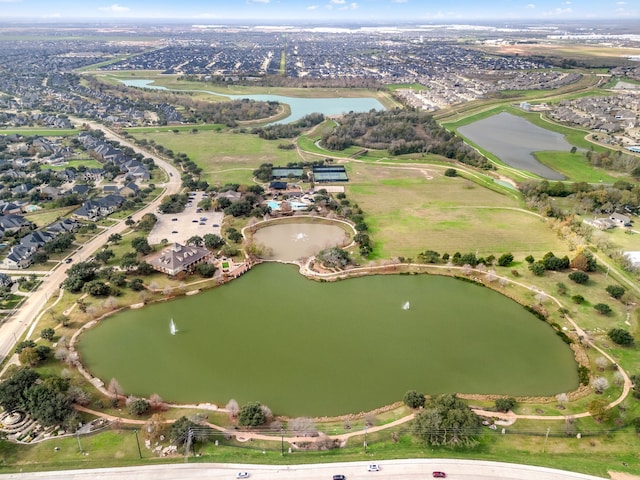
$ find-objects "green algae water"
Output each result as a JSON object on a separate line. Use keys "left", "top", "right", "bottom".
{"left": 77, "top": 263, "right": 578, "bottom": 417}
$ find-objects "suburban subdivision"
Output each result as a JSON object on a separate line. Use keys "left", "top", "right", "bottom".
{"left": 0, "top": 18, "right": 639, "bottom": 480}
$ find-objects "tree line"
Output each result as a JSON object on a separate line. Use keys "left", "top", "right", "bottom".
{"left": 320, "top": 108, "right": 492, "bottom": 169}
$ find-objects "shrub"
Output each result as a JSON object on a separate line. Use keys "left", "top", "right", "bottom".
{"left": 495, "top": 397, "right": 516, "bottom": 412}
{"left": 497, "top": 253, "right": 513, "bottom": 267}
{"left": 605, "top": 285, "right": 625, "bottom": 300}
{"left": 593, "top": 303, "right": 612, "bottom": 315}
{"left": 572, "top": 294, "right": 585, "bottom": 304}
{"left": 529, "top": 262, "right": 546, "bottom": 276}
{"left": 568, "top": 271, "right": 589, "bottom": 284}
{"left": 444, "top": 168, "right": 457, "bottom": 177}
{"left": 608, "top": 328, "right": 634, "bottom": 346}
{"left": 403, "top": 390, "right": 425, "bottom": 409}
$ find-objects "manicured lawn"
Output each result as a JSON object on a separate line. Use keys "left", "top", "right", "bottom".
{"left": 534, "top": 151, "right": 625, "bottom": 183}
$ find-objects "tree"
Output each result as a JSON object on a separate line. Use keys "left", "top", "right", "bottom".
{"left": 403, "top": 390, "right": 426, "bottom": 409}
{"left": 169, "top": 416, "right": 198, "bottom": 447}
{"left": 591, "top": 377, "right": 610, "bottom": 394}
{"left": 82, "top": 280, "right": 112, "bottom": 297}
{"left": 26, "top": 382, "right": 73, "bottom": 427}
{"left": 19, "top": 347, "right": 41, "bottom": 367}
{"left": 556, "top": 282, "right": 568, "bottom": 295}
{"left": 108, "top": 377, "right": 124, "bottom": 398}
{"left": 238, "top": 401, "right": 267, "bottom": 427}
{"left": 605, "top": 285, "right": 626, "bottom": 300}
{"left": 608, "top": 328, "right": 634, "bottom": 346}
{"left": 40, "top": 327, "right": 55, "bottom": 341}
{"left": 195, "top": 263, "right": 216, "bottom": 278}
{"left": 568, "top": 271, "right": 589, "bottom": 284}
{"left": 130, "top": 278, "right": 145, "bottom": 291}
{"left": 494, "top": 397, "right": 516, "bottom": 413}
{"left": 444, "top": 168, "right": 458, "bottom": 177}
{"left": 529, "top": 262, "right": 546, "bottom": 276}
{"left": 187, "top": 235, "right": 203, "bottom": 247}
{"left": 317, "top": 247, "right": 351, "bottom": 269}
{"left": 593, "top": 303, "right": 612, "bottom": 315}
{"left": 288, "top": 417, "right": 318, "bottom": 437}
{"left": 94, "top": 249, "right": 115, "bottom": 265}
{"left": 226, "top": 399, "right": 239, "bottom": 419}
{"left": 497, "top": 253, "right": 513, "bottom": 267}
{"left": 204, "top": 234, "right": 225, "bottom": 249}
{"left": 411, "top": 394, "right": 481, "bottom": 447}
{"left": 127, "top": 397, "right": 150, "bottom": 416}
{"left": 132, "top": 237, "right": 152, "bottom": 255}
{"left": 107, "top": 233, "right": 122, "bottom": 244}
{"left": 587, "top": 398, "right": 609, "bottom": 422}
{"left": 0, "top": 368, "right": 39, "bottom": 411}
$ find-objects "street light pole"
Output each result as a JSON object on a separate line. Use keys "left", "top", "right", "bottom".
{"left": 281, "top": 426, "right": 285, "bottom": 456}
{"left": 364, "top": 424, "right": 368, "bottom": 453}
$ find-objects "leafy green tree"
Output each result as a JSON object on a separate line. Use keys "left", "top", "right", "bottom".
{"left": 317, "top": 247, "right": 351, "bottom": 269}
{"left": 40, "top": 328, "right": 55, "bottom": 341}
{"left": 605, "top": 285, "right": 626, "bottom": 300}
{"left": 82, "top": 280, "right": 112, "bottom": 297}
{"left": 227, "top": 228, "right": 243, "bottom": 243}
{"left": 132, "top": 237, "right": 152, "bottom": 255}
{"left": 403, "top": 390, "right": 425, "bottom": 409}
{"left": 524, "top": 255, "right": 535, "bottom": 264}
{"left": 127, "top": 398, "right": 150, "bottom": 416}
{"left": 0, "top": 368, "right": 39, "bottom": 412}
{"left": 238, "top": 401, "right": 267, "bottom": 427}
{"left": 418, "top": 250, "right": 441, "bottom": 264}
{"left": 15, "top": 340, "right": 36, "bottom": 354}
{"left": 568, "top": 271, "right": 589, "bottom": 284}
{"left": 26, "top": 383, "right": 73, "bottom": 427}
{"left": 107, "top": 233, "right": 122, "bottom": 244}
{"left": 120, "top": 252, "right": 139, "bottom": 270}
{"left": 497, "top": 253, "right": 513, "bottom": 267}
{"left": 129, "top": 278, "right": 145, "bottom": 291}
{"left": 137, "top": 262, "right": 155, "bottom": 276}
{"left": 495, "top": 397, "right": 516, "bottom": 413}
{"left": 195, "top": 263, "right": 216, "bottom": 278}
{"left": 94, "top": 249, "right": 115, "bottom": 265}
{"left": 608, "top": 328, "right": 634, "bottom": 346}
{"left": 136, "top": 213, "right": 158, "bottom": 231}
{"left": 19, "top": 347, "right": 40, "bottom": 367}
{"left": 529, "top": 262, "right": 546, "bottom": 276}
{"left": 411, "top": 394, "right": 481, "bottom": 447}
{"left": 572, "top": 294, "right": 585, "bottom": 304}
{"left": 203, "top": 234, "right": 225, "bottom": 249}
{"left": 187, "top": 235, "right": 203, "bottom": 247}
{"left": 444, "top": 168, "right": 458, "bottom": 177}
{"left": 593, "top": 303, "right": 612, "bottom": 315}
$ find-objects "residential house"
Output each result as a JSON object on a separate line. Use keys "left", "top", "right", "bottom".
{"left": 70, "top": 184, "right": 91, "bottom": 197}
{"left": 3, "top": 244, "right": 34, "bottom": 269}
{"left": 119, "top": 182, "right": 140, "bottom": 197}
{"left": 610, "top": 212, "right": 632, "bottom": 227}
{"left": 40, "top": 185, "right": 62, "bottom": 200}
{"left": 0, "top": 273, "right": 13, "bottom": 288}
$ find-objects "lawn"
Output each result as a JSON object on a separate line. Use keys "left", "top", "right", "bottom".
{"left": 131, "top": 130, "right": 300, "bottom": 186}
{"left": 534, "top": 151, "right": 625, "bottom": 183}
{"left": 347, "top": 164, "right": 566, "bottom": 259}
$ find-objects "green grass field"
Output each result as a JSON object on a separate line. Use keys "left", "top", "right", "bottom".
{"left": 346, "top": 163, "right": 566, "bottom": 259}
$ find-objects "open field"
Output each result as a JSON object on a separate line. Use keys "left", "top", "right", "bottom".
{"left": 346, "top": 163, "right": 566, "bottom": 259}
{"left": 131, "top": 129, "right": 300, "bottom": 185}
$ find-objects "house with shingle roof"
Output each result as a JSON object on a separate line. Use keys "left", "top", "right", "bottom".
{"left": 146, "top": 243, "right": 212, "bottom": 276}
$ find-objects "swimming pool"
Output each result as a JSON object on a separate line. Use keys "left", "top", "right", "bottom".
{"left": 267, "top": 200, "right": 309, "bottom": 211}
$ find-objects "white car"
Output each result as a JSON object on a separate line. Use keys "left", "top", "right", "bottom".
{"left": 367, "top": 464, "right": 381, "bottom": 472}
{"left": 236, "top": 473, "right": 250, "bottom": 479}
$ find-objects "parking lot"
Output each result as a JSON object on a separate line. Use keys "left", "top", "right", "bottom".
{"left": 148, "top": 192, "right": 224, "bottom": 245}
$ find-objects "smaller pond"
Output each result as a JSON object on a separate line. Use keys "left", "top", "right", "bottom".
{"left": 119, "top": 79, "right": 385, "bottom": 124}
{"left": 458, "top": 112, "right": 570, "bottom": 180}
{"left": 252, "top": 221, "right": 349, "bottom": 262}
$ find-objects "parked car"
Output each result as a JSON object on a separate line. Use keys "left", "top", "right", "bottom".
{"left": 171, "top": 230, "right": 178, "bottom": 234}
{"left": 367, "top": 464, "right": 381, "bottom": 472}
{"left": 236, "top": 473, "right": 250, "bottom": 479}
{"left": 64, "top": 258, "right": 73, "bottom": 264}
{"left": 332, "top": 476, "right": 346, "bottom": 480}
{"left": 432, "top": 472, "right": 446, "bottom": 478}
{"left": 172, "top": 218, "right": 178, "bottom": 221}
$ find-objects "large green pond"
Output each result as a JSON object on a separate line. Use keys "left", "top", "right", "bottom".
{"left": 77, "top": 263, "right": 578, "bottom": 417}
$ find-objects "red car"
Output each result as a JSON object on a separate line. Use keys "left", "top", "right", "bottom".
{"left": 432, "top": 472, "right": 446, "bottom": 478}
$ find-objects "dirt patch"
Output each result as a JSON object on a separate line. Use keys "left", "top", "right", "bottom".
{"left": 608, "top": 472, "right": 640, "bottom": 480}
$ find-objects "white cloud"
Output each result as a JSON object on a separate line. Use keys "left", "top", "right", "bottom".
{"left": 0, "top": 0, "right": 23, "bottom": 3}
{"left": 391, "top": 0, "right": 408, "bottom": 3}
{"left": 99, "top": 4, "right": 130, "bottom": 13}
{"left": 248, "top": 0, "right": 270, "bottom": 3}
{"left": 307, "top": 5, "right": 319, "bottom": 10}
{"left": 616, "top": 1, "right": 626, "bottom": 4}
{"left": 542, "top": 7, "right": 573, "bottom": 16}
{"left": 330, "top": 0, "right": 346, "bottom": 4}
{"left": 526, "top": 3, "right": 536, "bottom": 8}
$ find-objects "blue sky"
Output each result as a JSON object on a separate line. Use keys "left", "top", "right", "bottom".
{"left": 0, "top": 0, "right": 637, "bottom": 22}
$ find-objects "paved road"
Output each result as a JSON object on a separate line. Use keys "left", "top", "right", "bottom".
{"left": 0, "top": 459, "right": 607, "bottom": 480}
{"left": 0, "top": 121, "right": 181, "bottom": 364}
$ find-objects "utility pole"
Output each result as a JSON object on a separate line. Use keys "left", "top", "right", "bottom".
{"left": 543, "top": 426, "right": 550, "bottom": 453}
{"left": 184, "top": 429, "right": 193, "bottom": 463}
{"left": 364, "top": 424, "right": 368, "bottom": 453}
{"left": 134, "top": 430, "right": 142, "bottom": 459}
{"left": 281, "top": 426, "right": 285, "bottom": 456}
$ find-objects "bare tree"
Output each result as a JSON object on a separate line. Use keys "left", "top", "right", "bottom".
{"left": 261, "top": 404, "right": 274, "bottom": 423}
{"left": 142, "top": 414, "right": 166, "bottom": 442}
{"left": 485, "top": 269, "right": 497, "bottom": 283}
{"left": 149, "top": 393, "right": 166, "bottom": 410}
{"left": 595, "top": 356, "right": 609, "bottom": 371}
{"left": 613, "top": 371, "right": 625, "bottom": 386}
{"left": 288, "top": 417, "right": 318, "bottom": 437}
{"left": 556, "top": 393, "right": 568, "bottom": 409}
{"left": 591, "top": 376, "right": 609, "bottom": 394}
{"left": 226, "top": 399, "right": 239, "bottom": 419}
{"left": 108, "top": 377, "right": 124, "bottom": 398}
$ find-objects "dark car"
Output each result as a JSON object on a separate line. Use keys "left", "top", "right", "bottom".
{"left": 333, "top": 476, "right": 346, "bottom": 480}
{"left": 64, "top": 258, "right": 73, "bottom": 264}
{"left": 432, "top": 472, "right": 446, "bottom": 478}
